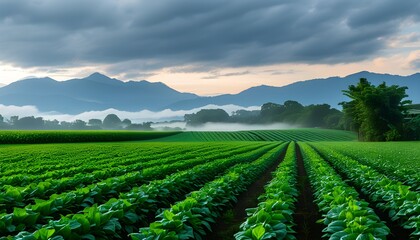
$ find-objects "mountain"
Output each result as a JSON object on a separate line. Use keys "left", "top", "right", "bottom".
{"left": 0, "top": 71, "right": 419, "bottom": 114}
{"left": 0, "top": 73, "right": 197, "bottom": 114}
{"left": 168, "top": 71, "right": 420, "bottom": 110}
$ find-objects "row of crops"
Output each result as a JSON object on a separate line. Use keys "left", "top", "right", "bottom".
{"left": 159, "top": 128, "right": 357, "bottom": 142}
{"left": 0, "top": 129, "right": 356, "bottom": 144}
{"left": 0, "top": 131, "right": 179, "bottom": 144}
{"left": 0, "top": 141, "right": 284, "bottom": 239}
{"left": 0, "top": 140, "right": 418, "bottom": 239}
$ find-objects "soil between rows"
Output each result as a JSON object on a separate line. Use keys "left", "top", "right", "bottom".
{"left": 205, "top": 144, "right": 288, "bottom": 240}
{"left": 294, "top": 142, "right": 323, "bottom": 240}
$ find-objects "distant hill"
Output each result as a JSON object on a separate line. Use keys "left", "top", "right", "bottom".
{"left": 0, "top": 71, "right": 419, "bottom": 114}
{"left": 0, "top": 73, "right": 197, "bottom": 114}
{"left": 168, "top": 71, "right": 420, "bottom": 110}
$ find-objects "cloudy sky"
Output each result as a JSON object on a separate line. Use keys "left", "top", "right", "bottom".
{"left": 0, "top": 0, "right": 419, "bottom": 95}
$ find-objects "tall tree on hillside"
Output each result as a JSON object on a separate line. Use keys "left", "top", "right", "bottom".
{"left": 341, "top": 78, "right": 410, "bottom": 141}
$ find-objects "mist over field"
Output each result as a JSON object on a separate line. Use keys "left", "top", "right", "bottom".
{"left": 156, "top": 122, "right": 300, "bottom": 131}
{"left": 0, "top": 104, "right": 259, "bottom": 123}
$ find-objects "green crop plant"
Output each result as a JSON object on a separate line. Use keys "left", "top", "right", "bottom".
{"left": 0, "top": 130, "right": 179, "bottom": 144}
{"left": 300, "top": 143, "right": 390, "bottom": 240}
{"left": 235, "top": 142, "right": 298, "bottom": 240}
{"left": 130, "top": 145, "right": 286, "bottom": 240}
{"left": 3, "top": 144, "right": 281, "bottom": 239}
{"left": 159, "top": 129, "right": 357, "bottom": 142}
{"left": 0, "top": 142, "right": 260, "bottom": 212}
{"left": 310, "top": 144, "right": 420, "bottom": 238}
{"left": 313, "top": 142, "right": 420, "bottom": 191}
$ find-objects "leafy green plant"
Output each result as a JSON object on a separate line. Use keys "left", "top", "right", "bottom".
{"left": 4, "top": 144, "right": 282, "bottom": 239}
{"left": 315, "top": 142, "right": 420, "bottom": 191}
{"left": 0, "top": 130, "right": 179, "bottom": 144}
{"left": 235, "top": 142, "right": 298, "bottom": 240}
{"left": 310, "top": 143, "right": 420, "bottom": 238}
{"left": 300, "top": 143, "right": 389, "bottom": 240}
{"left": 130, "top": 145, "right": 285, "bottom": 240}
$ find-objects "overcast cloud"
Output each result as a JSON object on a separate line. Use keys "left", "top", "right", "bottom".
{"left": 1, "top": 0, "right": 419, "bottom": 74}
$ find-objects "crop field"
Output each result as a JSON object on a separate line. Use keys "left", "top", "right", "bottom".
{"left": 0, "top": 129, "right": 419, "bottom": 240}
{"left": 0, "top": 130, "right": 179, "bottom": 144}
{"left": 158, "top": 128, "right": 357, "bottom": 142}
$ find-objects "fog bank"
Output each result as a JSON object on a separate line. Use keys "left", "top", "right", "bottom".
{"left": 0, "top": 104, "right": 260, "bottom": 123}
{"left": 152, "top": 122, "right": 299, "bottom": 131}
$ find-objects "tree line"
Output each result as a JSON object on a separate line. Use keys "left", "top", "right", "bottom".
{"left": 185, "top": 101, "right": 343, "bottom": 129}
{"left": 185, "top": 78, "right": 420, "bottom": 141}
{"left": 0, "top": 114, "right": 152, "bottom": 130}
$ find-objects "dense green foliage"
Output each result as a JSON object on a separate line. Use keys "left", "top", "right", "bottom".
{"left": 183, "top": 100, "right": 343, "bottom": 129}
{"left": 0, "top": 114, "right": 153, "bottom": 131}
{"left": 160, "top": 129, "right": 357, "bottom": 142}
{"left": 0, "top": 130, "right": 418, "bottom": 239}
{"left": 0, "top": 142, "right": 277, "bottom": 239}
{"left": 260, "top": 102, "right": 342, "bottom": 128}
{"left": 131, "top": 144, "right": 286, "bottom": 240}
{"left": 311, "top": 142, "right": 420, "bottom": 190}
{"left": 310, "top": 143, "right": 420, "bottom": 237}
{"left": 185, "top": 109, "right": 230, "bottom": 126}
{"left": 235, "top": 142, "right": 298, "bottom": 240}
{"left": 0, "top": 130, "right": 178, "bottom": 144}
{"left": 0, "top": 129, "right": 356, "bottom": 144}
{"left": 300, "top": 143, "right": 389, "bottom": 239}
{"left": 341, "top": 78, "right": 411, "bottom": 141}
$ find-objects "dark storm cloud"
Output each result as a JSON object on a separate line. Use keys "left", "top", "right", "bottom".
{"left": 0, "top": 0, "right": 419, "bottom": 72}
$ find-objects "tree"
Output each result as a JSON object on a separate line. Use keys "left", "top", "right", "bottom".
{"left": 44, "top": 119, "right": 60, "bottom": 129}
{"left": 260, "top": 102, "right": 284, "bottom": 122}
{"left": 60, "top": 121, "right": 72, "bottom": 129}
{"left": 184, "top": 109, "right": 230, "bottom": 126}
{"left": 9, "top": 116, "right": 18, "bottom": 126}
{"left": 15, "top": 116, "right": 44, "bottom": 129}
{"left": 341, "top": 78, "right": 410, "bottom": 141}
{"left": 103, "top": 114, "right": 122, "bottom": 129}
{"left": 231, "top": 110, "right": 260, "bottom": 123}
{"left": 281, "top": 100, "right": 304, "bottom": 123}
{"left": 0, "top": 114, "right": 8, "bottom": 129}
{"left": 121, "top": 119, "right": 132, "bottom": 128}
{"left": 404, "top": 115, "right": 420, "bottom": 140}
{"left": 88, "top": 119, "right": 102, "bottom": 128}
{"left": 126, "top": 122, "right": 152, "bottom": 130}
{"left": 297, "top": 104, "right": 340, "bottom": 128}
{"left": 72, "top": 119, "right": 87, "bottom": 129}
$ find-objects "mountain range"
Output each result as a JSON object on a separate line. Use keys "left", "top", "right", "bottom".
{"left": 0, "top": 71, "right": 419, "bottom": 114}
{"left": 0, "top": 73, "right": 197, "bottom": 114}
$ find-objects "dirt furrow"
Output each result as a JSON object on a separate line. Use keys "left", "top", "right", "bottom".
{"left": 294, "top": 142, "right": 323, "bottom": 240}
{"left": 205, "top": 144, "right": 287, "bottom": 240}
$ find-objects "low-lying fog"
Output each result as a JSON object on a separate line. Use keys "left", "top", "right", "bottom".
{"left": 152, "top": 122, "right": 299, "bottom": 131}
{"left": 0, "top": 104, "right": 260, "bottom": 124}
